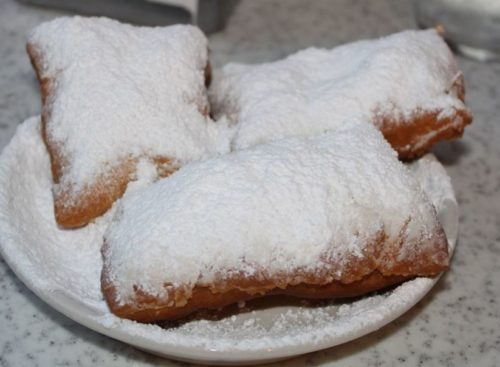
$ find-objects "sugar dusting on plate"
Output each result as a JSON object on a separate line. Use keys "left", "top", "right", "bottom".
{"left": 0, "top": 117, "right": 457, "bottom": 354}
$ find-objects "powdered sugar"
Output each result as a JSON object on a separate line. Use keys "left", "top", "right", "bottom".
{"left": 29, "top": 17, "right": 231, "bottom": 195}
{"left": 0, "top": 117, "right": 109, "bottom": 309}
{"left": 0, "top": 117, "right": 163, "bottom": 310}
{"left": 103, "top": 120, "right": 443, "bottom": 304}
{"left": 0, "top": 117, "right": 457, "bottom": 357}
{"left": 210, "top": 29, "right": 467, "bottom": 150}
{"left": 408, "top": 154, "right": 458, "bottom": 248}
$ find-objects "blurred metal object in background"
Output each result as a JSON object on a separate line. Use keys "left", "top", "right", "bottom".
{"left": 17, "top": 0, "right": 237, "bottom": 34}
{"left": 414, "top": 0, "right": 500, "bottom": 61}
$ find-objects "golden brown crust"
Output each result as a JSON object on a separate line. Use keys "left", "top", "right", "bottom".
{"left": 101, "top": 225, "right": 449, "bottom": 322}
{"left": 102, "top": 271, "right": 412, "bottom": 323}
{"left": 50, "top": 156, "right": 177, "bottom": 228}
{"left": 379, "top": 75, "right": 473, "bottom": 160}
{"left": 52, "top": 160, "right": 136, "bottom": 228}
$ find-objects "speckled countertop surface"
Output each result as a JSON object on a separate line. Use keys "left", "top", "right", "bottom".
{"left": 0, "top": 0, "right": 499, "bottom": 366}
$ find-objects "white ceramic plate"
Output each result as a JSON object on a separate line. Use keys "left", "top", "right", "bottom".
{"left": 0, "top": 119, "right": 458, "bottom": 365}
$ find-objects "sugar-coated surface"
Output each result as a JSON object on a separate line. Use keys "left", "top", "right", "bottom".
{"left": 0, "top": 116, "right": 456, "bottom": 357}
{"left": 2, "top": 1, "right": 499, "bottom": 366}
{"left": 103, "top": 121, "right": 441, "bottom": 303}
{"left": 29, "top": 17, "right": 231, "bottom": 193}
{"left": 210, "top": 29, "right": 467, "bottom": 150}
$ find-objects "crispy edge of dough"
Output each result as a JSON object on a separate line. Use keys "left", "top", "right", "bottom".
{"left": 101, "top": 224, "right": 449, "bottom": 322}
{"left": 380, "top": 75, "right": 473, "bottom": 160}
{"left": 103, "top": 271, "right": 412, "bottom": 323}
{"left": 51, "top": 156, "right": 177, "bottom": 229}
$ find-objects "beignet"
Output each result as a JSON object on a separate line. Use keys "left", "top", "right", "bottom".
{"left": 102, "top": 121, "right": 449, "bottom": 322}
{"left": 209, "top": 29, "right": 472, "bottom": 158}
{"left": 27, "top": 17, "right": 228, "bottom": 228}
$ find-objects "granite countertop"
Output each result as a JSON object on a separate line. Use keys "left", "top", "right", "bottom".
{"left": 0, "top": 0, "right": 499, "bottom": 366}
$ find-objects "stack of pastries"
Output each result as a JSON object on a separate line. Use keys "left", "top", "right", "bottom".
{"left": 26, "top": 17, "right": 472, "bottom": 322}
